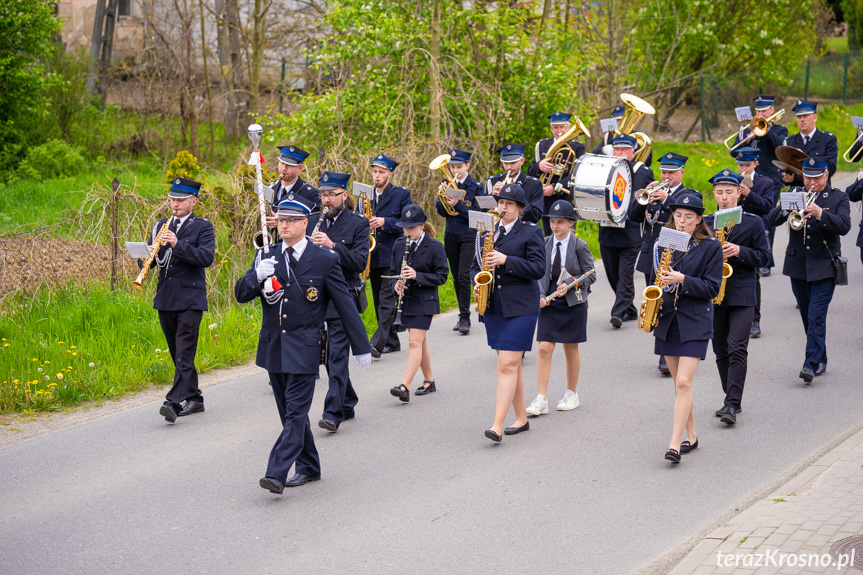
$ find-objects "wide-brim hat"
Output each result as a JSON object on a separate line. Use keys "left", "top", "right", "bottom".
{"left": 546, "top": 199, "right": 576, "bottom": 220}
{"left": 667, "top": 192, "right": 705, "bottom": 216}
{"left": 497, "top": 183, "right": 527, "bottom": 207}
{"left": 396, "top": 204, "right": 427, "bottom": 227}
{"left": 168, "top": 177, "right": 201, "bottom": 198}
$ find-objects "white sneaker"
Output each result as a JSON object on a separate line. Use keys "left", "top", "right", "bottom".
{"left": 557, "top": 391, "right": 580, "bottom": 411}
{"left": 526, "top": 396, "right": 549, "bottom": 416}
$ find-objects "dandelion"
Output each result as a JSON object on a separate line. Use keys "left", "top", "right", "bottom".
{"left": 58, "top": 341, "right": 64, "bottom": 345}
{"left": 208, "top": 323, "right": 217, "bottom": 330}
{"left": 44, "top": 376, "right": 49, "bottom": 381}
{"left": 72, "top": 353, "right": 77, "bottom": 356}
{"left": 155, "top": 348, "right": 162, "bottom": 353}
{"left": 32, "top": 358, "right": 37, "bottom": 361}
{"left": 44, "top": 360, "right": 50, "bottom": 364}
{"left": 70, "top": 346, "right": 76, "bottom": 349}
{"left": 13, "top": 379, "right": 19, "bottom": 384}
{"left": 37, "top": 368, "right": 42, "bottom": 373}
{"left": 56, "top": 373, "right": 64, "bottom": 380}
{"left": 2, "top": 343, "right": 9, "bottom": 348}
{"left": 89, "top": 362, "right": 95, "bottom": 368}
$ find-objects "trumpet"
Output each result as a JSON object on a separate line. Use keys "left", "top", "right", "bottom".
{"left": 635, "top": 182, "right": 670, "bottom": 205}
{"left": 133, "top": 212, "right": 176, "bottom": 290}
{"left": 724, "top": 109, "right": 785, "bottom": 152}
{"left": 429, "top": 154, "right": 460, "bottom": 216}
{"left": 788, "top": 185, "right": 817, "bottom": 231}
{"left": 843, "top": 130, "right": 863, "bottom": 163}
{"left": 540, "top": 116, "right": 590, "bottom": 187}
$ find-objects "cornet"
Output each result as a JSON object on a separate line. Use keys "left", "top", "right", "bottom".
{"left": 788, "top": 185, "right": 817, "bottom": 231}
{"left": 635, "top": 182, "right": 670, "bottom": 205}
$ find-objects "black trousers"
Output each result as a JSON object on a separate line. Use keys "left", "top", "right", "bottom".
{"left": 158, "top": 309, "right": 203, "bottom": 408}
{"left": 266, "top": 371, "right": 320, "bottom": 483}
{"left": 322, "top": 317, "right": 359, "bottom": 427}
{"left": 599, "top": 243, "right": 639, "bottom": 319}
{"left": 369, "top": 266, "right": 400, "bottom": 350}
{"left": 711, "top": 305, "right": 754, "bottom": 410}
{"left": 445, "top": 231, "right": 475, "bottom": 322}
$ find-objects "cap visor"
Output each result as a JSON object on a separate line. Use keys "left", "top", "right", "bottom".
{"left": 168, "top": 190, "right": 194, "bottom": 198}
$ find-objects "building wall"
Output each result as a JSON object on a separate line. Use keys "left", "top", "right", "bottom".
{"left": 58, "top": 0, "right": 144, "bottom": 59}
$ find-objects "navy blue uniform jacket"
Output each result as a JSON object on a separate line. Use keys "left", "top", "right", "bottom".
{"left": 598, "top": 160, "right": 653, "bottom": 248}
{"left": 783, "top": 129, "right": 839, "bottom": 187}
{"left": 740, "top": 171, "right": 775, "bottom": 226}
{"left": 307, "top": 208, "right": 370, "bottom": 319}
{"left": 271, "top": 176, "right": 321, "bottom": 209}
{"left": 652, "top": 237, "right": 723, "bottom": 342}
{"left": 485, "top": 171, "right": 544, "bottom": 225}
{"left": 630, "top": 185, "right": 703, "bottom": 274}
{"left": 470, "top": 218, "right": 546, "bottom": 317}
{"left": 150, "top": 214, "right": 215, "bottom": 312}
{"left": 527, "top": 138, "right": 586, "bottom": 207}
{"left": 234, "top": 242, "right": 371, "bottom": 375}
{"left": 730, "top": 123, "right": 788, "bottom": 186}
{"left": 704, "top": 213, "right": 771, "bottom": 308}
{"left": 767, "top": 187, "right": 851, "bottom": 282}
{"left": 435, "top": 174, "right": 485, "bottom": 235}
{"left": 389, "top": 235, "right": 449, "bottom": 316}
{"left": 844, "top": 177, "right": 863, "bottom": 247}
{"left": 365, "top": 183, "right": 412, "bottom": 268}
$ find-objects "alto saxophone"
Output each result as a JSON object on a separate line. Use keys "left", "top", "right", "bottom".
{"left": 473, "top": 215, "right": 498, "bottom": 315}
{"left": 713, "top": 227, "right": 733, "bottom": 305}
{"left": 133, "top": 213, "right": 176, "bottom": 290}
{"left": 638, "top": 247, "right": 672, "bottom": 333}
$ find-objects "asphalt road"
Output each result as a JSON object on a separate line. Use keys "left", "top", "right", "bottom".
{"left": 2, "top": 173, "right": 862, "bottom": 575}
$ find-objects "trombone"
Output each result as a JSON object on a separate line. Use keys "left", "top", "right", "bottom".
{"left": 843, "top": 130, "right": 863, "bottom": 163}
{"left": 723, "top": 109, "right": 785, "bottom": 152}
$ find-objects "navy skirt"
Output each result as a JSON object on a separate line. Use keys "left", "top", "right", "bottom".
{"left": 537, "top": 297, "right": 587, "bottom": 344}
{"left": 401, "top": 313, "right": 432, "bottom": 331}
{"left": 483, "top": 290, "right": 538, "bottom": 351}
{"left": 654, "top": 317, "right": 709, "bottom": 360}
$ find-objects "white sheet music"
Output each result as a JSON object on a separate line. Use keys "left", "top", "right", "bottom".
{"left": 780, "top": 191, "right": 806, "bottom": 211}
{"left": 714, "top": 206, "right": 743, "bottom": 229}
{"left": 474, "top": 195, "right": 498, "bottom": 210}
{"left": 445, "top": 187, "right": 466, "bottom": 201}
{"left": 125, "top": 242, "right": 153, "bottom": 259}
{"left": 469, "top": 210, "right": 494, "bottom": 231}
{"left": 735, "top": 106, "right": 753, "bottom": 122}
{"left": 657, "top": 227, "right": 691, "bottom": 251}
{"left": 353, "top": 182, "right": 374, "bottom": 200}
{"left": 852, "top": 116, "right": 863, "bottom": 131}
{"left": 600, "top": 118, "right": 619, "bottom": 133}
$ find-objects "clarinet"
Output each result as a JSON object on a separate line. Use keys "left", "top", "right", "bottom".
{"left": 392, "top": 239, "right": 412, "bottom": 329}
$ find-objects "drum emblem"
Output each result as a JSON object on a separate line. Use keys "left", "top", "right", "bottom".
{"left": 612, "top": 173, "right": 627, "bottom": 209}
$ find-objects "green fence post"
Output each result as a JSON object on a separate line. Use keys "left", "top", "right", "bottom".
{"left": 700, "top": 73, "right": 706, "bottom": 142}
{"left": 279, "top": 57, "right": 286, "bottom": 114}
{"left": 804, "top": 55, "right": 810, "bottom": 100}
{"left": 842, "top": 50, "right": 850, "bottom": 104}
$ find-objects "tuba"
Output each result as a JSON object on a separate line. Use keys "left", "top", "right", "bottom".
{"left": 540, "top": 116, "right": 591, "bottom": 187}
{"left": 616, "top": 93, "right": 656, "bottom": 164}
{"left": 724, "top": 109, "right": 785, "bottom": 152}
{"left": 429, "top": 154, "right": 460, "bottom": 216}
{"left": 713, "top": 227, "right": 734, "bottom": 305}
{"left": 638, "top": 247, "right": 671, "bottom": 333}
{"left": 133, "top": 213, "right": 176, "bottom": 290}
{"left": 473, "top": 211, "right": 499, "bottom": 315}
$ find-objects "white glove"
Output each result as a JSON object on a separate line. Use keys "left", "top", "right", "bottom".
{"left": 256, "top": 257, "right": 277, "bottom": 282}
{"left": 601, "top": 144, "right": 613, "bottom": 156}
{"left": 354, "top": 353, "right": 371, "bottom": 370}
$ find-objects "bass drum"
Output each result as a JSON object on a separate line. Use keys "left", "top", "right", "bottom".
{"left": 567, "top": 154, "right": 632, "bottom": 225}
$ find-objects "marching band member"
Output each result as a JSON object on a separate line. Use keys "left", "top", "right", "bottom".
{"left": 592, "top": 105, "right": 626, "bottom": 156}
{"left": 526, "top": 200, "right": 596, "bottom": 416}
{"left": 845, "top": 173, "right": 863, "bottom": 268}
{"left": 435, "top": 149, "right": 484, "bottom": 335}
{"left": 235, "top": 196, "right": 371, "bottom": 495}
{"left": 652, "top": 193, "right": 723, "bottom": 464}
{"left": 365, "top": 154, "right": 412, "bottom": 358}
{"left": 388, "top": 205, "right": 449, "bottom": 402}
{"left": 603, "top": 134, "right": 653, "bottom": 327}
{"left": 149, "top": 177, "right": 216, "bottom": 423}
{"left": 767, "top": 157, "right": 851, "bottom": 384}
{"left": 267, "top": 145, "right": 320, "bottom": 223}
{"left": 781, "top": 100, "right": 839, "bottom": 188}
{"left": 486, "top": 143, "right": 544, "bottom": 225}
{"left": 527, "top": 111, "right": 586, "bottom": 235}
{"left": 307, "top": 171, "right": 370, "bottom": 433}
{"left": 704, "top": 170, "right": 770, "bottom": 425}
{"left": 471, "top": 184, "right": 546, "bottom": 442}
{"left": 630, "top": 152, "right": 702, "bottom": 375}
{"left": 733, "top": 147, "right": 774, "bottom": 338}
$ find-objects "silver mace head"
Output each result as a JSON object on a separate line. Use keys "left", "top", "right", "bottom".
{"left": 248, "top": 124, "right": 263, "bottom": 150}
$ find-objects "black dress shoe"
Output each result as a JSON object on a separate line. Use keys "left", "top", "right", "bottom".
{"left": 680, "top": 437, "right": 699, "bottom": 453}
{"left": 390, "top": 384, "right": 410, "bottom": 402}
{"left": 815, "top": 363, "right": 827, "bottom": 376}
{"left": 286, "top": 473, "right": 321, "bottom": 488}
{"left": 458, "top": 319, "right": 470, "bottom": 335}
{"left": 159, "top": 403, "right": 178, "bottom": 423}
{"left": 658, "top": 357, "right": 670, "bottom": 375}
{"left": 719, "top": 405, "right": 736, "bottom": 424}
{"left": 715, "top": 406, "right": 724, "bottom": 417}
{"left": 484, "top": 429, "right": 502, "bottom": 442}
{"left": 415, "top": 380, "right": 436, "bottom": 396}
{"left": 178, "top": 400, "right": 204, "bottom": 417}
{"left": 381, "top": 345, "right": 401, "bottom": 354}
{"left": 621, "top": 314, "right": 638, "bottom": 322}
{"left": 665, "top": 448, "right": 681, "bottom": 463}
{"left": 504, "top": 421, "right": 530, "bottom": 435}
{"left": 453, "top": 320, "right": 461, "bottom": 331}
{"left": 758, "top": 267, "right": 771, "bottom": 277}
{"left": 370, "top": 346, "right": 382, "bottom": 359}
{"left": 259, "top": 477, "right": 284, "bottom": 494}
{"left": 318, "top": 418, "right": 338, "bottom": 432}
{"left": 610, "top": 316, "right": 623, "bottom": 328}
{"left": 799, "top": 367, "right": 815, "bottom": 384}
{"left": 750, "top": 321, "right": 761, "bottom": 339}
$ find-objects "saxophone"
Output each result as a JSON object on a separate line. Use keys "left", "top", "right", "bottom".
{"left": 638, "top": 247, "right": 672, "bottom": 333}
{"left": 473, "top": 213, "right": 499, "bottom": 315}
{"left": 133, "top": 214, "right": 176, "bottom": 290}
{"left": 361, "top": 198, "right": 377, "bottom": 280}
{"left": 713, "top": 227, "right": 733, "bottom": 305}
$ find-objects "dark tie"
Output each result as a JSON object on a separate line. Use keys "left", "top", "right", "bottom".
{"left": 551, "top": 242, "right": 562, "bottom": 284}
{"left": 174, "top": 220, "right": 182, "bottom": 236}
{"left": 326, "top": 217, "right": 332, "bottom": 230}
{"left": 286, "top": 246, "right": 298, "bottom": 271}
{"left": 407, "top": 241, "right": 417, "bottom": 264}
{"left": 495, "top": 226, "right": 506, "bottom": 247}
{"left": 803, "top": 135, "right": 809, "bottom": 147}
